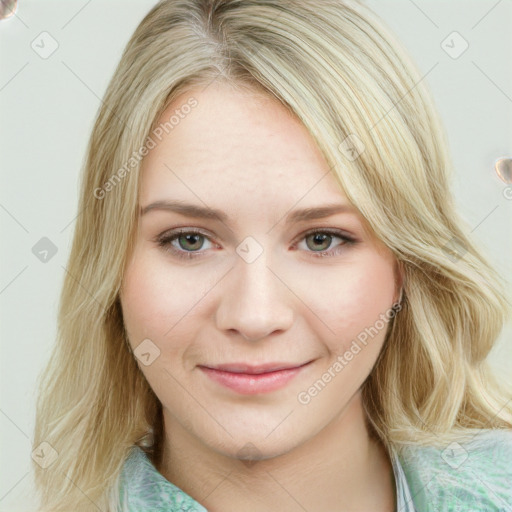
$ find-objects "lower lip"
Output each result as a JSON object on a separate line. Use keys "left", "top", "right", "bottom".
{"left": 199, "top": 364, "right": 310, "bottom": 395}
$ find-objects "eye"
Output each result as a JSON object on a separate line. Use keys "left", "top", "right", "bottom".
{"left": 155, "top": 229, "right": 214, "bottom": 260}
{"left": 295, "top": 229, "right": 357, "bottom": 258}
{"left": 155, "top": 228, "right": 357, "bottom": 261}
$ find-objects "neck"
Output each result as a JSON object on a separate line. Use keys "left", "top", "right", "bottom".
{"left": 157, "top": 392, "right": 396, "bottom": 512}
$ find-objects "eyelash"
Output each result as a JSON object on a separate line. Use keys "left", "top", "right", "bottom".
{"left": 154, "top": 228, "right": 358, "bottom": 261}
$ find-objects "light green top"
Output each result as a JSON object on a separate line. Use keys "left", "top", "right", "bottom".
{"left": 118, "top": 428, "right": 512, "bottom": 511}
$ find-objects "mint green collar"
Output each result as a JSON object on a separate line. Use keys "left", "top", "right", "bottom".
{"left": 119, "top": 444, "right": 417, "bottom": 511}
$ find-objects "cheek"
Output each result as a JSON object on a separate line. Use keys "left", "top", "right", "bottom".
{"left": 120, "top": 253, "right": 207, "bottom": 349}
{"left": 120, "top": 254, "right": 211, "bottom": 396}
{"left": 308, "top": 254, "right": 397, "bottom": 352}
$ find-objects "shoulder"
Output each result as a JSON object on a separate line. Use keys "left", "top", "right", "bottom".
{"left": 396, "top": 428, "right": 512, "bottom": 512}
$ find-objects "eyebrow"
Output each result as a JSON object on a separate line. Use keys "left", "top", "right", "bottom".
{"left": 140, "top": 200, "right": 358, "bottom": 224}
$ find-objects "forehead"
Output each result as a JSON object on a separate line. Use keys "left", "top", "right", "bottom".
{"left": 141, "top": 82, "right": 347, "bottom": 205}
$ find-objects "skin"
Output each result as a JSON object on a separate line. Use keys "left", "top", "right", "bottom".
{"left": 119, "top": 81, "right": 402, "bottom": 512}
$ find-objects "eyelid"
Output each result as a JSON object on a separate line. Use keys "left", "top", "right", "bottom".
{"left": 155, "top": 226, "right": 357, "bottom": 244}
{"left": 291, "top": 227, "right": 356, "bottom": 245}
{"left": 153, "top": 227, "right": 215, "bottom": 250}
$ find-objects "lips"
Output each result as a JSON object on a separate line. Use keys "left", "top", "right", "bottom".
{"left": 198, "top": 360, "right": 313, "bottom": 394}
{"left": 203, "top": 362, "right": 311, "bottom": 374}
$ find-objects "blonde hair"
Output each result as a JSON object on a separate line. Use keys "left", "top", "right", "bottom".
{"left": 33, "top": 0, "right": 512, "bottom": 510}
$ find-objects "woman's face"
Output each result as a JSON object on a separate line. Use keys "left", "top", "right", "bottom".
{"left": 120, "top": 81, "right": 401, "bottom": 460}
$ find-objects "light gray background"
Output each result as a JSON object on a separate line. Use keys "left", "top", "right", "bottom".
{"left": 1, "top": 1, "right": 511, "bottom": 510}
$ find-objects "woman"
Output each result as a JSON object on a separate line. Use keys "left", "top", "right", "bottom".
{"left": 33, "top": 0, "right": 512, "bottom": 511}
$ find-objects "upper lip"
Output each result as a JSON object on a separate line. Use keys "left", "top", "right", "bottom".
{"left": 200, "top": 361, "right": 312, "bottom": 374}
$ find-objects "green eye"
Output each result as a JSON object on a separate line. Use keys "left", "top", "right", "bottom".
{"left": 298, "top": 229, "right": 356, "bottom": 257}
{"left": 305, "top": 232, "right": 335, "bottom": 252}
{"left": 176, "top": 233, "right": 205, "bottom": 251}
{"left": 156, "top": 228, "right": 357, "bottom": 261}
{"left": 156, "top": 229, "right": 213, "bottom": 260}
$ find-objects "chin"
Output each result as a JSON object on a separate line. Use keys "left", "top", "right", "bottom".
{"left": 205, "top": 427, "right": 307, "bottom": 464}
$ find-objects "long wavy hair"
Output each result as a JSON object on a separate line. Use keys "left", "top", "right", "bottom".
{"left": 32, "top": 0, "right": 512, "bottom": 510}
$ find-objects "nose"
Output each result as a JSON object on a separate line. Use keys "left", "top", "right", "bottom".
{"left": 215, "top": 251, "right": 294, "bottom": 342}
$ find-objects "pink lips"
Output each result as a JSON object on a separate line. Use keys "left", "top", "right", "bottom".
{"left": 199, "top": 361, "right": 312, "bottom": 395}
